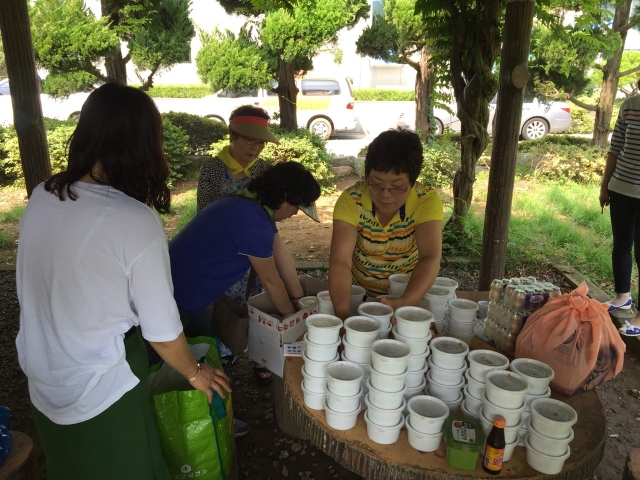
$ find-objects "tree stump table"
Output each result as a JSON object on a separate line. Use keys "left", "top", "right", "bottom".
{"left": 0, "top": 431, "right": 37, "bottom": 480}
{"left": 279, "top": 337, "right": 606, "bottom": 479}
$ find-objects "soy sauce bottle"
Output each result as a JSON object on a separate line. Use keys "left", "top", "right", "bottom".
{"left": 482, "top": 415, "right": 506, "bottom": 475}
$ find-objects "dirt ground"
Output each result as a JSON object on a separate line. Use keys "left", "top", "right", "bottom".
{"left": 1, "top": 176, "right": 640, "bottom": 479}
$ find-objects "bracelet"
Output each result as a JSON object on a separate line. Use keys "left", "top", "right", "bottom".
{"left": 186, "top": 362, "right": 202, "bottom": 382}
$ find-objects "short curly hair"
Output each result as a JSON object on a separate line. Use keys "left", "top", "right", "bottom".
{"left": 364, "top": 128, "right": 423, "bottom": 185}
{"left": 248, "top": 162, "right": 320, "bottom": 211}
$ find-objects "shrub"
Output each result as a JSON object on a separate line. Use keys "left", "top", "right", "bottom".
{"left": 142, "top": 84, "right": 214, "bottom": 98}
{"left": 162, "top": 118, "right": 190, "bottom": 185}
{"left": 418, "top": 134, "right": 461, "bottom": 189}
{"left": 353, "top": 89, "right": 414, "bottom": 101}
{"left": 162, "top": 112, "right": 228, "bottom": 155}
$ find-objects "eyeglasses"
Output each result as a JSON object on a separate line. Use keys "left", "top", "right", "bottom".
{"left": 239, "top": 135, "right": 266, "bottom": 148}
{"left": 367, "top": 181, "right": 410, "bottom": 196}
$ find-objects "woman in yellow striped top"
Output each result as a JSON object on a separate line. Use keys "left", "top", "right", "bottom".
{"left": 329, "top": 129, "right": 443, "bottom": 320}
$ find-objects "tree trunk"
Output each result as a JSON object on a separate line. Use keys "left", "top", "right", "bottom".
{"left": 414, "top": 45, "right": 434, "bottom": 142}
{"left": 0, "top": 0, "right": 51, "bottom": 198}
{"left": 276, "top": 59, "right": 298, "bottom": 132}
{"left": 101, "top": 0, "right": 128, "bottom": 85}
{"left": 479, "top": 0, "right": 536, "bottom": 291}
{"left": 591, "top": 0, "right": 632, "bottom": 149}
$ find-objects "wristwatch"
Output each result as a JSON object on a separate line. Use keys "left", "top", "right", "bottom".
{"left": 187, "top": 362, "right": 202, "bottom": 382}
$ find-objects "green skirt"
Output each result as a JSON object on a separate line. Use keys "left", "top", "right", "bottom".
{"left": 32, "top": 329, "right": 171, "bottom": 480}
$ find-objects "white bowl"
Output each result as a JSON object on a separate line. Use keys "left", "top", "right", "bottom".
{"left": 326, "top": 361, "right": 364, "bottom": 396}
{"left": 324, "top": 400, "right": 361, "bottom": 431}
{"left": 357, "top": 303, "right": 394, "bottom": 330}
{"left": 429, "top": 337, "right": 469, "bottom": 370}
{"left": 305, "top": 314, "right": 343, "bottom": 345}
{"left": 433, "top": 277, "right": 458, "bottom": 295}
{"left": 301, "top": 382, "right": 326, "bottom": 410}
{"left": 365, "top": 377, "right": 406, "bottom": 410}
{"left": 503, "top": 438, "right": 518, "bottom": 462}
{"left": 364, "top": 395, "right": 406, "bottom": 427}
{"left": 444, "top": 328, "right": 474, "bottom": 346}
{"left": 430, "top": 307, "right": 447, "bottom": 322}
{"left": 467, "top": 349, "right": 509, "bottom": 382}
{"left": 340, "top": 351, "right": 370, "bottom": 378}
{"left": 377, "top": 323, "right": 392, "bottom": 339}
{"left": 407, "top": 349, "right": 430, "bottom": 371}
{"left": 446, "top": 316, "right": 476, "bottom": 336}
{"left": 301, "top": 365, "right": 327, "bottom": 394}
{"left": 510, "top": 358, "right": 555, "bottom": 395}
{"left": 407, "top": 395, "right": 450, "bottom": 434}
{"left": 485, "top": 370, "right": 530, "bottom": 409}
{"left": 482, "top": 391, "right": 524, "bottom": 427}
{"left": 325, "top": 384, "right": 363, "bottom": 413}
{"left": 464, "top": 369, "right": 486, "bottom": 399}
{"left": 388, "top": 274, "right": 410, "bottom": 296}
{"left": 530, "top": 398, "right": 578, "bottom": 440}
{"left": 460, "top": 399, "right": 479, "bottom": 419}
{"left": 525, "top": 437, "right": 571, "bottom": 474}
{"left": 303, "top": 333, "right": 340, "bottom": 361}
{"left": 447, "top": 298, "right": 479, "bottom": 322}
{"left": 406, "top": 362, "right": 429, "bottom": 388}
{"left": 391, "top": 326, "right": 431, "bottom": 355}
{"left": 462, "top": 386, "right": 483, "bottom": 415}
{"left": 394, "top": 306, "right": 434, "bottom": 338}
{"left": 344, "top": 316, "right": 381, "bottom": 347}
{"left": 369, "top": 365, "right": 409, "bottom": 393}
{"left": 302, "top": 349, "right": 339, "bottom": 377}
{"left": 364, "top": 410, "right": 404, "bottom": 444}
{"left": 341, "top": 336, "right": 373, "bottom": 364}
{"left": 422, "top": 286, "right": 450, "bottom": 309}
{"left": 406, "top": 416, "right": 443, "bottom": 452}
{"left": 403, "top": 378, "right": 427, "bottom": 403}
{"left": 524, "top": 387, "right": 551, "bottom": 412}
{"left": 527, "top": 418, "right": 574, "bottom": 456}
{"left": 440, "top": 390, "right": 464, "bottom": 416}
{"left": 316, "top": 290, "right": 334, "bottom": 314}
{"left": 478, "top": 406, "right": 522, "bottom": 444}
{"left": 370, "top": 339, "right": 411, "bottom": 375}
{"left": 426, "top": 372, "right": 464, "bottom": 402}
{"left": 427, "top": 356, "right": 466, "bottom": 386}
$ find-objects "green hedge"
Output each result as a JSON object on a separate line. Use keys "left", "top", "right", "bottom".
{"left": 144, "top": 84, "right": 214, "bottom": 98}
{"left": 162, "top": 112, "right": 228, "bottom": 155}
{"left": 353, "top": 89, "right": 414, "bottom": 101}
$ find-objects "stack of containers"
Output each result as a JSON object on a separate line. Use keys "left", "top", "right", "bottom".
{"left": 479, "top": 370, "right": 529, "bottom": 462}
{"left": 462, "top": 349, "right": 509, "bottom": 419}
{"left": 525, "top": 398, "right": 576, "bottom": 475}
{"left": 445, "top": 298, "right": 479, "bottom": 346}
{"left": 357, "top": 302, "right": 394, "bottom": 339}
{"left": 405, "top": 395, "right": 450, "bottom": 452}
{"left": 392, "top": 306, "right": 432, "bottom": 405}
{"left": 431, "top": 277, "right": 459, "bottom": 333}
{"left": 341, "top": 316, "right": 382, "bottom": 408}
{"left": 301, "top": 314, "right": 342, "bottom": 409}
{"left": 317, "top": 285, "right": 368, "bottom": 316}
{"left": 324, "top": 361, "right": 364, "bottom": 431}
{"left": 423, "top": 286, "right": 450, "bottom": 333}
{"left": 364, "top": 339, "right": 410, "bottom": 444}
{"left": 425, "top": 337, "right": 468, "bottom": 415}
{"left": 510, "top": 358, "right": 555, "bottom": 446}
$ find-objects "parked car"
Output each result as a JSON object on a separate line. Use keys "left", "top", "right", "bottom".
{"left": 0, "top": 78, "right": 9, "bottom": 96}
{"left": 398, "top": 96, "right": 572, "bottom": 140}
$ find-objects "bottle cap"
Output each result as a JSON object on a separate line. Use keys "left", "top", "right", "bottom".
{"left": 492, "top": 415, "right": 506, "bottom": 428}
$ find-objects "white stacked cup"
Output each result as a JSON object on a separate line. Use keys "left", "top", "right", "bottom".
{"left": 426, "top": 337, "right": 468, "bottom": 415}
{"left": 301, "top": 314, "right": 342, "bottom": 410}
{"left": 324, "top": 361, "right": 364, "bottom": 431}
{"left": 406, "top": 395, "right": 450, "bottom": 452}
{"left": 342, "top": 316, "right": 381, "bottom": 408}
{"left": 364, "top": 339, "right": 410, "bottom": 444}
{"left": 445, "top": 298, "right": 479, "bottom": 346}
{"left": 388, "top": 273, "right": 410, "bottom": 296}
{"left": 393, "top": 306, "right": 432, "bottom": 390}
{"left": 357, "top": 302, "right": 394, "bottom": 339}
{"left": 316, "top": 291, "right": 334, "bottom": 315}
{"left": 464, "top": 349, "right": 509, "bottom": 419}
{"left": 349, "top": 285, "right": 367, "bottom": 316}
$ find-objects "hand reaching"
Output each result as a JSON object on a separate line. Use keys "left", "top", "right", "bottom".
{"left": 188, "top": 363, "right": 232, "bottom": 403}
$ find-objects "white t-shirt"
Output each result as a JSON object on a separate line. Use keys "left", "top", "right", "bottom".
{"left": 16, "top": 182, "right": 183, "bottom": 425}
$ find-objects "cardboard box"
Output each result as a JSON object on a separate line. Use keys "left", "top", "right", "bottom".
{"left": 247, "top": 275, "right": 328, "bottom": 377}
{"left": 455, "top": 291, "right": 490, "bottom": 302}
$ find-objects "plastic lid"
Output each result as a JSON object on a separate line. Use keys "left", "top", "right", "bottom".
{"left": 443, "top": 416, "right": 485, "bottom": 452}
{"left": 492, "top": 415, "right": 506, "bottom": 428}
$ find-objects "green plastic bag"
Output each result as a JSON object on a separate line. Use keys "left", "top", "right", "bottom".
{"left": 148, "top": 336, "right": 235, "bottom": 480}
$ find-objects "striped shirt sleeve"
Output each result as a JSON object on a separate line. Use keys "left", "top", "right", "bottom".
{"left": 333, "top": 189, "right": 359, "bottom": 226}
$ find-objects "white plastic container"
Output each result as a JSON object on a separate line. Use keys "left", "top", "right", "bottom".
{"left": 303, "top": 333, "right": 340, "bottom": 362}
{"left": 503, "top": 438, "right": 518, "bottom": 462}
{"left": 301, "top": 382, "right": 326, "bottom": 410}
{"left": 357, "top": 303, "right": 394, "bottom": 330}
{"left": 406, "top": 362, "right": 429, "bottom": 388}
{"left": 299, "top": 296, "right": 319, "bottom": 309}
{"left": 445, "top": 328, "right": 474, "bottom": 346}
{"left": 460, "top": 399, "right": 479, "bottom": 419}
{"left": 429, "top": 337, "right": 469, "bottom": 370}
{"left": 524, "top": 387, "right": 551, "bottom": 412}
{"left": 340, "top": 351, "right": 370, "bottom": 378}
{"left": 446, "top": 316, "right": 476, "bottom": 336}
{"left": 426, "top": 372, "right": 464, "bottom": 402}
{"left": 464, "top": 370, "right": 486, "bottom": 399}
{"left": 324, "top": 400, "right": 361, "bottom": 431}
{"left": 430, "top": 306, "right": 447, "bottom": 322}
{"left": 364, "top": 395, "right": 406, "bottom": 427}
{"left": 427, "top": 357, "right": 467, "bottom": 386}
{"left": 301, "top": 365, "right": 327, "bottom": 394}
{"left": 525, "top": 437, "right": 571, "bottom": 475}
{"left": 369, "top": 365, "right": 409, "bottom": 393}
{"left": 341, "top": 336, "right": 373, "bottom": 364}
{"left": 422, "top": 286, "right": 450, "bottom": 309}
{"left": 325, "top": 385, "right": 363, "bottom": 413}
{"left": 462, "top": 385, "right": 483, "bottom": 416}
{"left": 407, "top": 395, "right": 450, "bottom": 434}
{"left": 349, "top": 285, "right": 366, "bottom": 315}
{"left": 404, "top": 378, "right": 427, "bottom": 403}
{"left": 344, "top": 316, "right": 381, "bottom": 347}
{"left": 527, "top": 419, "right": 574, "bottom": 456}
{"left": 305, "top": 314, "right": 343, "bottom": 345}
{"left": 518, "top": 423, "right": 529, "bottom": 447}
{"left": 407, "top": 349, "right": 430, "bottom": 371}
{"left": 477, "top": 300, "right": 489, "bottom": 318}
{"left": 433, "top": 277, "right": 458, "bottom": 295}
{"left": 391, "top": 326, "right": 430, "bottom": 355}
{"left": 302, "top": 349, "right": 339, "bottom": 377}
{"left": 433, "top": 320, "right": 446, "bottom": 334}
{"left": 395, "top": 306, "right": 434, "bottom": 338}
{"left": 478, "top": 406, "right": 522, "bottom": 444}
{"left": 510, "top": 358, "right": 555, "bottom": 395}
{"left": 521, "top": 410, "right": 531, "bottom": 430}
{"left": 406, "top": 416, "right": 443, "bottom": 452}
{"left": 325, "top": 361, "right": 364, "bottom": 397}
{"left": 370, "top": 339, "right": 411, "bottom": 375}
{"left": 388, "top": 273, "right": 410, "bottom": 296}
{"left": 440, "top": 390, "right": 464, "bottom": 416}
{"left": 316, "top": 291, "right": 334, "bottom": 315}
{"left": 447, "top": 298, "right": 479, "bottom": 322}
{"left": 366, "top": 377, "right": 406, "bottom": 410}
{"left": 467, "top": 349, "right": 509, "bottom": 382}
{"left": 482, "top": 391, "right": 524, "bottom": 427}
{"left": 485, "top": 370, "right": 530, "bottom": 409}
{"left": 364, "top": 410, "right": 404, "bottom": 444}
{"left": 530, "top": 398, "right": 578, "bottom": 440}
{"left": 377, "top": 323, "right": 392, "bottom": 339}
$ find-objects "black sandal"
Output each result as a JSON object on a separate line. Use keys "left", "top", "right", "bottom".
{"left": 221, "top": 354, "right": 236, "bottom": 376}
{"left": 252, "top": 361, "right": 274, "bottom": 386}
